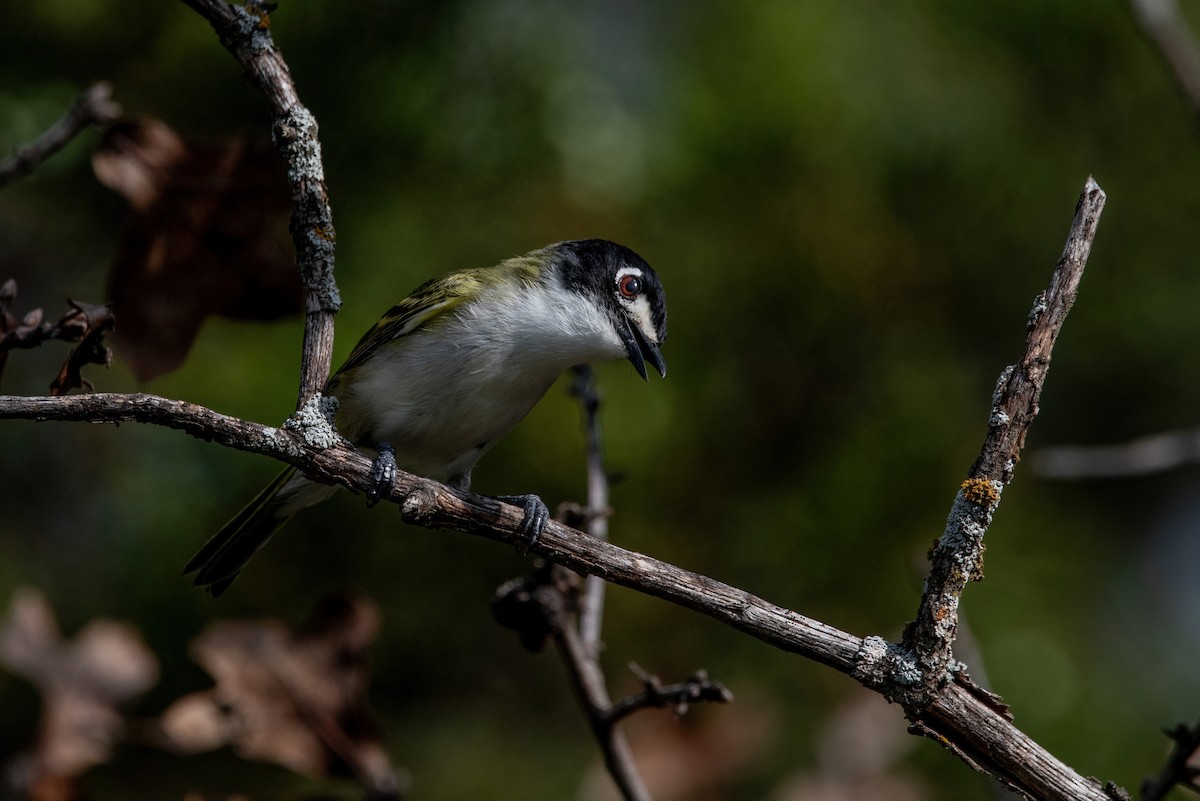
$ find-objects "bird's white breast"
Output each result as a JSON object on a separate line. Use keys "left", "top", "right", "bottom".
{"left": 334, "top": 279, "right": 624, "bottom": 485}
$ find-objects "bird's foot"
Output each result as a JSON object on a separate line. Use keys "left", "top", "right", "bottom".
{"left": 496, "top": 493, "right": 550, "bottom": 553}
{"left": 365, "top": 443, "right": 397, "bottom": 508}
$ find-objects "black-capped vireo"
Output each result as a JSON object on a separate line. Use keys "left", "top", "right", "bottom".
{"left": 185, "top": 239, "right": 667, "bottom": 595}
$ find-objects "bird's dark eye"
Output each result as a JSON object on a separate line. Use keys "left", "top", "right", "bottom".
{"left": 618, "top": 274, "right": 641, "bottom": 299}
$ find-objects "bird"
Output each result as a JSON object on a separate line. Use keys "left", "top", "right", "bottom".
{"left": 184, "top": 239, "right": 667, "bottom": 596}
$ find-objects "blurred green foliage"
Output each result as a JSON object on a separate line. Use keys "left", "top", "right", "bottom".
{"left": 4, "top": 0, "right": 1200, "bottom": 798}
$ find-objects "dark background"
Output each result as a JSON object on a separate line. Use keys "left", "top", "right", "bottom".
{"left": 3, "top": 1, "right": 1200, "bottom": 798}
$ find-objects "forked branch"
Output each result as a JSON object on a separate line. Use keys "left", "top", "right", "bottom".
{"left": 0, "top": 2, "right": 1128, "bottom": 795}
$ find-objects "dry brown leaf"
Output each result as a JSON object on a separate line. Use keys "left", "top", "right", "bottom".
{"left": 0, "top": 281, "right": 114, "bottom": 393}
{"left": 159, "top": 594, "right": 401, "bottom": 799}
{"left": 48, "top": 300, "right": 115, "bottom": 395}
{"left": 0, "top": 588, "right": 159, "bottom": 799}
{"left": 93, "top": 117, "right": 300, "bottom": 381}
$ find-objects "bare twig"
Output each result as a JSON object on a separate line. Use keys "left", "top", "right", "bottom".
{"left": 0, "top": 82, "right": 120, "bottom": 188}
{"left": 493, "top": 566, "right": 730, "bottom": 801}
{"left": 1128, "top": 0, "right": 1200, "bottom": 113}
{"left": 494, "top": 367, "right": 723, "bottom": 801}
{"left": 569, "top": 364, "right": 611, "bottom": 653}
{"left": 0, "top": 387, "right": 1119, "bottom": 800}
{"left": 555, "top": 610, "right": 654, "bottom": 801}
{"left": 565, "top": 365, "right": 652, "bottom": 800}
{"left": 491, "top": 563, "right": 653, "bottom": 801}
{"left": 606, "top": 665, "right": 732, "bottom": 726}
{"left": 901, "top": 177, "right": 1106, "bottom": 704}
{"left": 1143, "top": 720, "right": 1200, "bottom": 801}
{"left": 178, "top": 0, "right": 340, "bottom": 408}
{"left": 1032, "top": 428, "right": 1200, "bottom": 479}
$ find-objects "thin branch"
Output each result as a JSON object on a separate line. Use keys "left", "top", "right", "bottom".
{"left": 0, "top": 388, "right": 1119, "bottom": 801}
{"left": 1032, "top": 428, "right": 1200, "bottom": 479}
{"left": 569, "top": 364, "right": 611, "bottom": 653}
{"left": 902, "top": 177, "right": 1106, "bottom": 702}
{"left": 0, "top": 82, "right": 120, "bottom": 188}
{"left": 1128, "top": 0, "right": 1200, "bottom": 114}
{"left": 178, "top": 0, "right": 340, "bottom": 408}
{"left": 555, "top": 611, "right": 653, "bottom": 801}
{"left": 605, "top": 665, "right": 732, "bottom": 726}
{"left": 491, "top": 564, "right": 653, "bottom": 801}
{"left": 0, "top": 390, "right": 862, "bottom": 665}
{"left": 493, "top": 369, "right": 714, "bottom": 801}
{"left": 1143, "top": 720, "right": 1200, "bottom": 801}
{"left": 563, "top": 365, "right": 652, "bottom": 799}
{"left": 493, "top": 563, "right": 729, "bottom": 801}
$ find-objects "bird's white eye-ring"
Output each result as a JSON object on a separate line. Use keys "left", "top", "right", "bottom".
{"left": 618, "top": 273, "right": 642, "bottom": 299}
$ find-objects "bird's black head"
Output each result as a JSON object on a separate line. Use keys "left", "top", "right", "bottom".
{"left": 552, "top": 239, "right": 667, "bottom": 379}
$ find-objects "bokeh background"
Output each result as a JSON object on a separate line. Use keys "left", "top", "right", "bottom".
{"left": 4, "top": 1, "right": 1200, "bottom": 798}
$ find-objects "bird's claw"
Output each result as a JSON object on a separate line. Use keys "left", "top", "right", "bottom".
{"left": 497, "top": 493, "right": 550, "bottom": 553}
{"left": 366, "top": 443, "right": 397, "bottom": 508}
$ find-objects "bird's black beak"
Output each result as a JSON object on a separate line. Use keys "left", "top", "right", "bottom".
{"left": 620, "top": 318, "right": 667, "bottom": 380}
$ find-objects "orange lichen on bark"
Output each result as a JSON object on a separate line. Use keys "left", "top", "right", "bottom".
{"left": 959, "top": 477, "right": 1000, "bottom": 509}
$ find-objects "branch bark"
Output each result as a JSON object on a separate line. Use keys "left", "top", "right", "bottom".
{"left": 606, "top": 665, "right": 732, "bottom": 726}
{"left": 178, "top": 0, "right": 340, "bottom": 408}
{"left": 562, "top": 365, "right": 653, "bottom": 800}
{"left": 0, "top": 82, "right": 120, "bottom": 188}
{"left": 902, "top": 177, "right": 1105, "bottom": 704}
{"left": 556, "top": 612, "right": 653, "bottom": 801}
{"left": 570, "top": 364, "right": 611, "bottom": 652}
{"left": 0, "top": 377, "right": 1115, "bottom": 801}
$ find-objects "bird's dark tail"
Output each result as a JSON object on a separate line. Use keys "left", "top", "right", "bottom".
{"left": 184, "top": 467, "right": 308, "bottom": 597}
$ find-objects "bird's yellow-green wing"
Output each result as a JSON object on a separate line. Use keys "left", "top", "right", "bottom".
{"left": 332, "top": 271, "right": 484, "bottom": 379}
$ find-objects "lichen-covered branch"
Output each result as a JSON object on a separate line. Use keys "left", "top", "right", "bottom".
{"left": 902, "top": 177, "right": 1106, "bottom": 703}
{"left": 0, "top": 82, "right": 120, "bottom": 188}
{"left": 178, "top": 0, "right": 340, "bottom": 408}
{"left": 0, "top": 391, "right": 858, "bottom": 669}
{"left": 0, "top": 387, "right": 1120, "bottom": 800}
